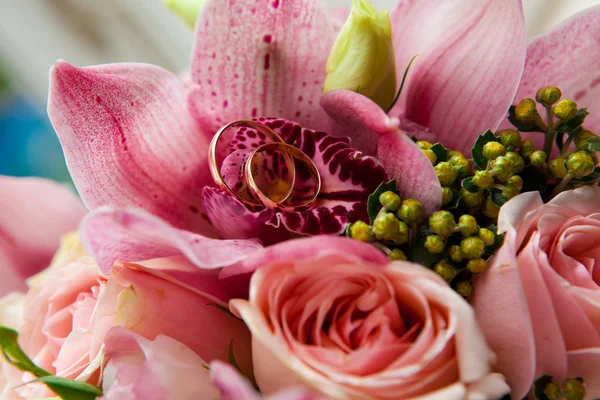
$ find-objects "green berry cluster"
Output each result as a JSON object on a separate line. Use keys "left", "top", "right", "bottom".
{"left": 541, "top": 376, "right": 586, "bottom": 400}
{"left": 424, "top": 211, "right": 497, "bottom": 297}
{"left": 348, "top": 190, "right": 426, "bottom": 262}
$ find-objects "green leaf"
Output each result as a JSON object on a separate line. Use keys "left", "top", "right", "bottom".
{"left": 33, "top": 376, "right": 102, "bottom": 400}
{"left": 460, "top": 177, "right": 480, "bottom": 193}
{"left": 0, "top": 327, "right": 51, "bottom": 378}
{"left": 554, "top": 108, "right": 589, "bottom": 133}
{"left": 520, "top": 165, "right": 548, "bottom": 194}
{"left": 408, "top": 226, "right": 443, "bottom": 267}
{"left": 471, "top": 130, "right": 499, "bottom": 170}
{"left": 387, "top": 55, "right": 417, "bottom": 113}
{"left": 429, "top": 143, "right": 448, "bottom": 163}
{"left": 572, "top": 166, "right": 600, "bottom": 184}
{"left": 585, "top": 136, "right": 600, "bottom": 151}
{"left": 445, "top": 188, "right": 462, "bottom": 210}
{"left": 507, "top": 105, "right": 545, "bottom": 133}
{"left": 484, "top": 225, "right": 505, "bottom": 255}
{"left": 488, "top": 188, "right": 508, "bottom": 208}
{"left": 554, "top": 131, "right": 565, "bottom": 153}
{"left": 0, "top": 327, "right": 102, "bottom": 400}
{"left": 533, "top": 375, "right": 554, "bottom": 400}
{"left": 367, "top": 180, "right": 398, "bottom": 224}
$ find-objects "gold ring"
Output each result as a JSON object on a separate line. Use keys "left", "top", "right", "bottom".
{"left": 208, "top": 120, "right": 295, "bottom": 206}
{"left": 245, "top": 142, "right": 321, "bottom": 211}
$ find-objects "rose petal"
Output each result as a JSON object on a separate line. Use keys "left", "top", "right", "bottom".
{"left": 508, "top": 6, "right": 600, "bottom": 139}
{"left": 79, "top": 207, "right": 263, "bottom": 273}
{"left": 189, "top": 0, "right": 336, "bottom": 134}
{"left": 209, "top": 361, "right": 261, "bottom": 400}
{"left": 321, "top": 91, "right": 441, "bottom": 215}
{"left": 48, "top": 61, "right": 215, "bottom": 236}
{"left": 0, "top": 176, "right": 85, "bottom": 295}
{"left": 389, "top": 0, "right": 526, "bottom": 153}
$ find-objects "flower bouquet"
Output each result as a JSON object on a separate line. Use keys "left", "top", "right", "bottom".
{"left": 1, "top": 0, "right": 599, "bottom": 399}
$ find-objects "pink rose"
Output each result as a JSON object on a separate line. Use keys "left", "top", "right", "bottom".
{"left": 472, "top": 186, "right": 600, "bottom": 399}
{"left": 230, "top": 236, "right": 508, "bottom": 400}
{"left": 102, "top": 327, "right": 324, "bottom": 400}
{"left": 2, "top": 234, "right": 251, "bottom": 399}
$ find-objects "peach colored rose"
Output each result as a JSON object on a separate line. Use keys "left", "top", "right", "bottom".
{"left": 1, "top": 234, "right": 251, "bottom": 399}
{"left": 472, "top": 186, "right": 600, "bottom": 399}
{"left": 231, "top": 236, "right": 508, "bottom": 400}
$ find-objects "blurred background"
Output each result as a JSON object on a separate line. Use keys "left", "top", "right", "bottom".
{"left": 0, "top": 0, "right": 598, "bottom": 182}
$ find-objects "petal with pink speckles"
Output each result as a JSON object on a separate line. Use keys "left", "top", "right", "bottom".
{"left": 48, "top": 61, "right": 215, "bottom": 236}
{"left": 389, "top": 0, "right": 526, "bottom": 154}
{"left": 188, "top": 0, "right": 336, "bottom": 135}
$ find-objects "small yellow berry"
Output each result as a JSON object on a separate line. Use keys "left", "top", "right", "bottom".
{"left": 389, "top": 249, "right": 407, "bottom": 261}
{"left": 536, "top": 86, "right": 562, "bottom": 107}
{"left": 529, "top": 150, "right": 547, "bottom": 167}
{"left": 514, "top": 98, "right": 538, "bottom": 122}
{"left": 397, "top": 199, "right": 425, "bottom": 224}
{"left": 460, "top": 236, "right": 485, "bottom": 259}
{"left": 566, "top": 151, "right": 595, "bottom": 178}
{"left": 416, "top": 140, "right": 433, "bottom": 150}
{"left": 563, "top": 378, "right": 585, "bottom": 400}
{"left": 456, "top": 280, "right": 474, "bottom": 297}
{"left": 379, "top": 190, "right": 401, "bottom": 211}
{"left": 429, "top": 211, "right": 456, "bottom": 238}
{"left": 424, "top": 235, "right": 445, "bottom": 254}
{"left": 542, "top": 380, "right": 562, "bottom": 400}
{"left": 448, "top": 150, "right": 464, "bottom": 159}
{"left": 433, "top": 259, "right": 456, "bottom": 281}
{"left": 502, "top": 183, "right": 521, "bottom": 200}
{"left": 461, "top": 188, "right": 484, "bottom": 208}
{"left": 507, "top": 175, "right": 523, "bottom": 190}
{"left": 575, "top": 129, "right": 596, "bottom": 150}
{"left": 549, "top": 157, "right": 568, "bottom": 179}
{"left": 478, "top": 228, "right": 495, "bottom": 247}
{"left": 482, "top": 141, "right": 506, "bottom": 160}
{"left": 483, "top": 198, "right": 500, "bottom": 218}
{"left": 467, "top": 258, "right": 487, "bottom": 274}
{"left": 434, "top": 162, "right": 457, "bottom": 186}
{"left": 505, "top": 151, "right": 525, "bottom": 174}
{"left": 422, "top": 149, "right": 437, "bottom": 165}
{"left": 349, "top": 221, "right": 373, "bottom": 242}
{"left": 442, "top": 187, "right": 453, "bottom": 206}
{"left": 448, "top": 245, "right": 464, "bottom": 263}
{"left": 498, "top": 129, "right": 522, "bottom": 149}
{"left": 458, "top": 214, "right": 478, "bottom": 237}
{"left": 373, "top": 213, "right": 399, "bottom": 241}
{"left": 553, "top": 99, "right": 578, "bottom": 120}
{"left": 473, "top": 170, "right": 494, "bottom": 189}
{"left": 520, "top": 139, "right": 535, "bottom": 158}
{"left": 394, "top": 221, "right": 410, "bottom": 245}
{"left": 449, "top": 155, "right": 470, "bottom": 178}
{"left": 490, "top": 156, "right": 514, "bottom": 182}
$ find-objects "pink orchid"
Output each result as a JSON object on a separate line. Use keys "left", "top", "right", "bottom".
{"left": 0, "top": 176, "right": 85, "bottom": 296}
{"left": 48, "top": 0, "right": 532, "bottom": 264}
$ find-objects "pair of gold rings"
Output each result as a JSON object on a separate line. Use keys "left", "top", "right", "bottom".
{"left": 208, "top": 120, "right": 321, "bottom": 211}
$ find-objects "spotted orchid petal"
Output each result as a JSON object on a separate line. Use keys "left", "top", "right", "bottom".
{"left": 506, "top": 6, "right": 600, "bottom": 138}
{"left": 0, "top": 177, "right": 85, "bottom": 295}
{"left": 79, "top": 207, "right": 263, "bottom": 273}
{"left": 202, "top": 118, "right": 388, "bottom": 241}
{"left": 389, "top": 0, "right": 526, "bottom": 154}
{"left": 322, "top": 90, "right": 441, "bottom": 215}
{"left": 188, "top": 0, "right": 336, "bottom": 134}
{"left": 48, "top": 61, "right": 215, "bottom": 236}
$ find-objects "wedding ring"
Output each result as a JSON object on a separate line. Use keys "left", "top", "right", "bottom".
{"left": 208, "top": 120, "right": 295, "bottom": 206}
{"left": 244, "top": 142, "right": 321, "bottom": 211}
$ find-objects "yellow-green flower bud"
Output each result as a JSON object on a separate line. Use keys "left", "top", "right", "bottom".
{"left": 461, "top": 188, "right": 484, "bottom": 208}
{"left": 389, "top": 248, "right": 407, "bottom": 261}
{"left": 482, "top": 141, "right": 506, "bottom": 160}
{"left": 433, "top": 259, "right": 456, "bottom": 281}
{"left": 529, "top": 150, "right": 547, "bottom": 168}
{"left": 502, "top": 183, "right": 521, "bottom": 200}
{"left": 566, "top": 150, "right": 595, "bottom": 178}
{"left": 467, "top": 258, "right": 487, "bottom": 274}
{"left": 563, "top": 378, "right": 585, "bottom": 400}
{"left": 394, "top": 221, "right": 409, "bottom": 245}
{"left": 349, "top": 221, "right": 374, "bottom": 243}
{"left": 162, "top": 0, "right": 206, "bottom": 27}
{"left": 478, "top": 228, "right": 495, "bottom": 247}
{"left": 483, "top": 198, "right": 500, "bottom": 218}
{"left": 422, "top": 149, "right": 437, "bottom": 165}
{"left": 520, "top": 139, "right": 535, "bottom": 158}
{"left": 324, "top": 0, "right": 396, "bottom": 111}
{"left": 456, "top": 280, "right": 474, "bottom": 297}
{"left": 416, "top": 140, "right": 433, "bottom": 150}
{"left": 448, "top": 245, "right": 464, "bottom": 263}
{"left": 542, "top": 382, "right": 562, "bottom": 400}
{"left": 514, "top": 98, "right": 538, "bottom": 122}
{"left": 505, "top": 151, "right": 525, "bottom": 174}
{"left": 575, "top": 129, "right": 596, "bottom": 150}
{"left": 458, "top": 214, "right": 478, "bottom": 237}
{"left": 449, "top": 155, "right": 470, "bottom": 178}
{"left": 460, "top": 236, "right": 485, "bottom": 259}
{"left": 397, "top": 199, "right": 425, "bottom": 224}
{"left": 498, "top": 129, "right": 522, "bottom": 150}
{"left": 448, "top": 150, "right": 464, "bottom": 159}
{"left": 379, "top": 190, "right": 401, "bottom": 211}
{"left": 373, "top": 212, "right": 399, "bottom": 241}
{"left": 434, "top": 162, "right": 457, "bottom": 186}
{"left": 553, "top": 98, "right": 578, "bottom": 120}
{"left": 473, "top": 170, "right": 494, "bottom": 189}
{"left": 425, "top": 235, "right": 445, "bottom": 254}
{"left": 490, "top": 156, "right": 514, "bottom": 182}
{"left": 549, "top": 157, "right": 568, "bottom": 179}
{"left": 441, "top": 187, "right": 453, "bottom": 206}
{"left": 536, "top": 86, "right": 562, "bottom": 107}
{"left": 429, "top": 211, "right": 456, "bottom": 237}
{"left": 507, "top": 175, "right": 523, "bottom": 190}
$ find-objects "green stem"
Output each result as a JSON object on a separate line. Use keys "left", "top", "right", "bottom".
{"left": 543, "top": 106, "right": 555, "bottom": 156}
{"left": 551, "top": 173, "right": 574, "bottom": 197}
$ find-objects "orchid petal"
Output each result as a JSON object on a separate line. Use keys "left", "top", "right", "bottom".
{"left": 79, "top": 207, "right": 262, "bottom": 273}
{"left": 509, "top": 6, "right": 600, "bottom": 136}
{"left": 48, "top": 61, "right": 215, "bottom": 236}
{"left": 322, "top": 91, "right": 441, "bottom": 215}
{"left": 0, "top": 176, "right": 85, "bottom": 295}
{"left": 188, "top": 0, "right": 336, "bottom": 134}
{"left": 390, "top": 0, "right": 526, "bottom": 153}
